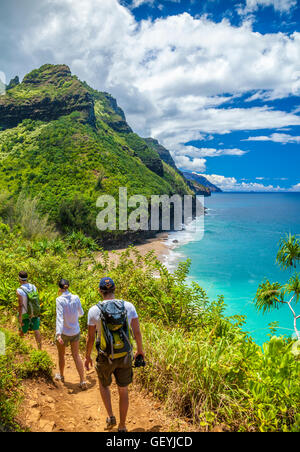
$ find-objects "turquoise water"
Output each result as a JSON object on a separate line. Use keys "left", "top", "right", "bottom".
{"left": 167, "top": 193, "right": 300, "bottom": 345}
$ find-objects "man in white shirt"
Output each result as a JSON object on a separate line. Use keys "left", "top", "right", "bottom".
{"left": 16, "top": 271, "right": 42, "bottom": 350}
{"left": 85, "top": 277, "right": 145, "bottom": 433}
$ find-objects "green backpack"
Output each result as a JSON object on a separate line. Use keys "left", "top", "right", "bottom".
{"left": 22, "top": 284, "right": 41, "bottom": 318}
{"left": 96, "top": 300, "right": 133, "bottom": 361}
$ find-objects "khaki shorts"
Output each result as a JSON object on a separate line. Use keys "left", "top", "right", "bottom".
{"left": 96, "top": 354, "right": 133, "bottom": 388}
{"left": 58, "top": 333, "right": 80, "bottom": 347}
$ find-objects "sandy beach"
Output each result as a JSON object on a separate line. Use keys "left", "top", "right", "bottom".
{"left": 106, "top": 232, "right": 171, "bottom": 265}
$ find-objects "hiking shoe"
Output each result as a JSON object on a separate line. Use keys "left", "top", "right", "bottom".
{"left": 54, "top": 374, "right": 65, "bottom": 383}
{"left": 106, "top": 416, "right": 117, "bottom": 429}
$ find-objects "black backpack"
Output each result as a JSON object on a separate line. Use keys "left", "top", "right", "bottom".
{"left": 96, "top": 300, "right": 132, "bottom": 360}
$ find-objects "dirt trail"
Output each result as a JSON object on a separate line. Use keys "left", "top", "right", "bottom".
{"left": 20, "top": 339, "right": 191, "bottom": 433}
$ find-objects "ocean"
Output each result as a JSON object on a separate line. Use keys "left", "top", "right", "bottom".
{"left": 165, "top": 193, "right": 300, "bottom": 345}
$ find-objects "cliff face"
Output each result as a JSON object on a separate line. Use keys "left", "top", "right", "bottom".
{"left": 0, "top": 65, "right": 95, "bottom": 130}
{"left": 144, "top": 138, "right": 178, "bottom": 170}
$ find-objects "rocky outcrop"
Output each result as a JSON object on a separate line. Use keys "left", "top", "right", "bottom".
{"left": 144, "top": 138, "right": 178, "bottom": 170}
{"left": 0, "top": 64, "right": 95, "bottom": 130}
{"left": 7, "top": 76, "right": 20, "bottom": 90}
{"left": 185, "top": 179, "right": 211, "bottom": 197}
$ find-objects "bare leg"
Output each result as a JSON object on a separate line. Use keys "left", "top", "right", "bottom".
{"left": 99, "top": 382, "right": 114, "bottom": 418}
{"left": 118, "top": 386, "right": 129, "bottom": 430}
{"left": 34, "top": 330, "right": 42, "bottom": 350}
{"left": 56, "top": 341, "right": 66, "bottom": 378}
{"left": 70, "top": 340, "right": 85, "bottom": 383}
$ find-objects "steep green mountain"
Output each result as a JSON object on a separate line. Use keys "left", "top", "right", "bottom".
{"left": 0, "top": 64, "right": 193, "bottom": 243}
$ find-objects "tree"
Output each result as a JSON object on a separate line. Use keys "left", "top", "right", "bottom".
{"left": 66, "top": 231, "right": 98, "bottom": 267}
{"left": 254, "top": 235, "right": 300, "bottom": 340}
{"left": 276, "top": 233, "right": 300, "bottom": 270}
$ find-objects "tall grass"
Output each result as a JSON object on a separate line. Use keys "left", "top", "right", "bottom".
{"left": 0, "top": 192, "right": 57, "bottom": 240}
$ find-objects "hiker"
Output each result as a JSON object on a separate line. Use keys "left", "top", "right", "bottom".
{"left": 17, "top": 271, "right": 42, "bottom": 350}
{"left": 85, "top": 277, "right": 145, "bottom": 433}
{"left": 55, "top": 279, "right": 87, "bottom": 390}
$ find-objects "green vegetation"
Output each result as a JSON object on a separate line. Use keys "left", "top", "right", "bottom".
{"left": 0, "top": 328, "right": 53, "bottom": 432}
{"left": 255, "top": 234, "right": 300, "bottom": 340}
{"left": 0, "top": 215, "right": 299, "bottom": 432}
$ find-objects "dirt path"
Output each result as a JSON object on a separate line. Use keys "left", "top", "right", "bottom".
{"left": 20, "top": 339, "right": 191, "bottom": 433}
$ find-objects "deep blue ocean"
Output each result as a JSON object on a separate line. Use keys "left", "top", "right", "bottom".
{"left": 166, "top": 193, "right": 300, "bottom": 345}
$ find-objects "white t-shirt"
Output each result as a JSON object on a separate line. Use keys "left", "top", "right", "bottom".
{"left": 17, "top": 283, "right": 37, "bottom": 315}
{"left": 88, "top": 300, "right": 138, "bottom": 335}
{"left": 56, "top": 291, "right": 84, "bottom": 337}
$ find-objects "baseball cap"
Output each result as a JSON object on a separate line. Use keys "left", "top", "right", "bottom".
{"left": 99, "top": 277, "right": 115, "bottom": 291}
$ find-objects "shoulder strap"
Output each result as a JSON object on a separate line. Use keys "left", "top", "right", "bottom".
{"left": 21, "top": 285, "right": 29, "bottom": 295}
{"left": 21, "top": 284, "right": 35, "bottom": 295}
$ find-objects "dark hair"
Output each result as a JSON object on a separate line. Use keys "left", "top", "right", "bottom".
{"left": 58, "top": 279, "right": 70, "bottom": 290}
{"left": 19, "top": 271, "right": 28, "bottom": 281}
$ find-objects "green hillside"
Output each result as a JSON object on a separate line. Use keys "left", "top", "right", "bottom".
{"left": 0, "top": 64, "right": 193, "bottom": 242}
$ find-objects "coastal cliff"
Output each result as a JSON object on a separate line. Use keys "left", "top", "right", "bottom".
{"left": 0, "top": 64, "right": 201, "bottom": 244}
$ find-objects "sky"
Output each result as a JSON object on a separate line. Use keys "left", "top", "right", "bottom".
{"left": 0, "top": 0, "right": 299, "bottom": 192}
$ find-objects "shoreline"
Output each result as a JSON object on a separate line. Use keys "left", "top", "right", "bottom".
{"left": 107, "top": 232, "right": 171, "bottom": 265}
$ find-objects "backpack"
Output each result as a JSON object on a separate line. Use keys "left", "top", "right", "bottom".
{"left": 96, "top": 300, "right": 132, "bottom": 361}
{"left": 21, "top": 284, "right": 41, "bottom": 318}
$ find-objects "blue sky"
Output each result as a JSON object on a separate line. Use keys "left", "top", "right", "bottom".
{"left": 120, "top": 0, "right": 300, "bottom": 191}
{"left": 0, "top": 0, "right": 299, "bottom": 191}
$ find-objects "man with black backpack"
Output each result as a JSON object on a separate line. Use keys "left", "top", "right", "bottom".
{"left": 85, "top": 277, "right": 145, "bottom": 433}
{"left": 16, "top": 271, "right": 42, "bottom": 350}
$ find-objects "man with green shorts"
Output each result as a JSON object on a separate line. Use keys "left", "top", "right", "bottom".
{"left": 16, "top": 271, "right": 42, "bottom": 350}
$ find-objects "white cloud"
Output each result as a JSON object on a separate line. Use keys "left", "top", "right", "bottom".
{"left": 290, "top": 183, "right": 300, "bottom": 191}
{"left": 199, "top": 173, "right": 290, "bottom": 192}
{"left": 174, "top": 155, "right": 207, "bottom": 172}
{"left": 244, "top": 133, "right": 300, "bottom": 143}
{"left": 1, "top": 0, "right": 300, "bottom": 157}
{"left": 192, "top": 148, "right": 247, "bottom": 157}
{"left": 124, "top": 0, "right": 180, "bottom": 9}
{"left": 243, "top": 0, "right": 297, "bottom": 13}
{"left": 175, "top": 146, "right": 247, "bottom": 158}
